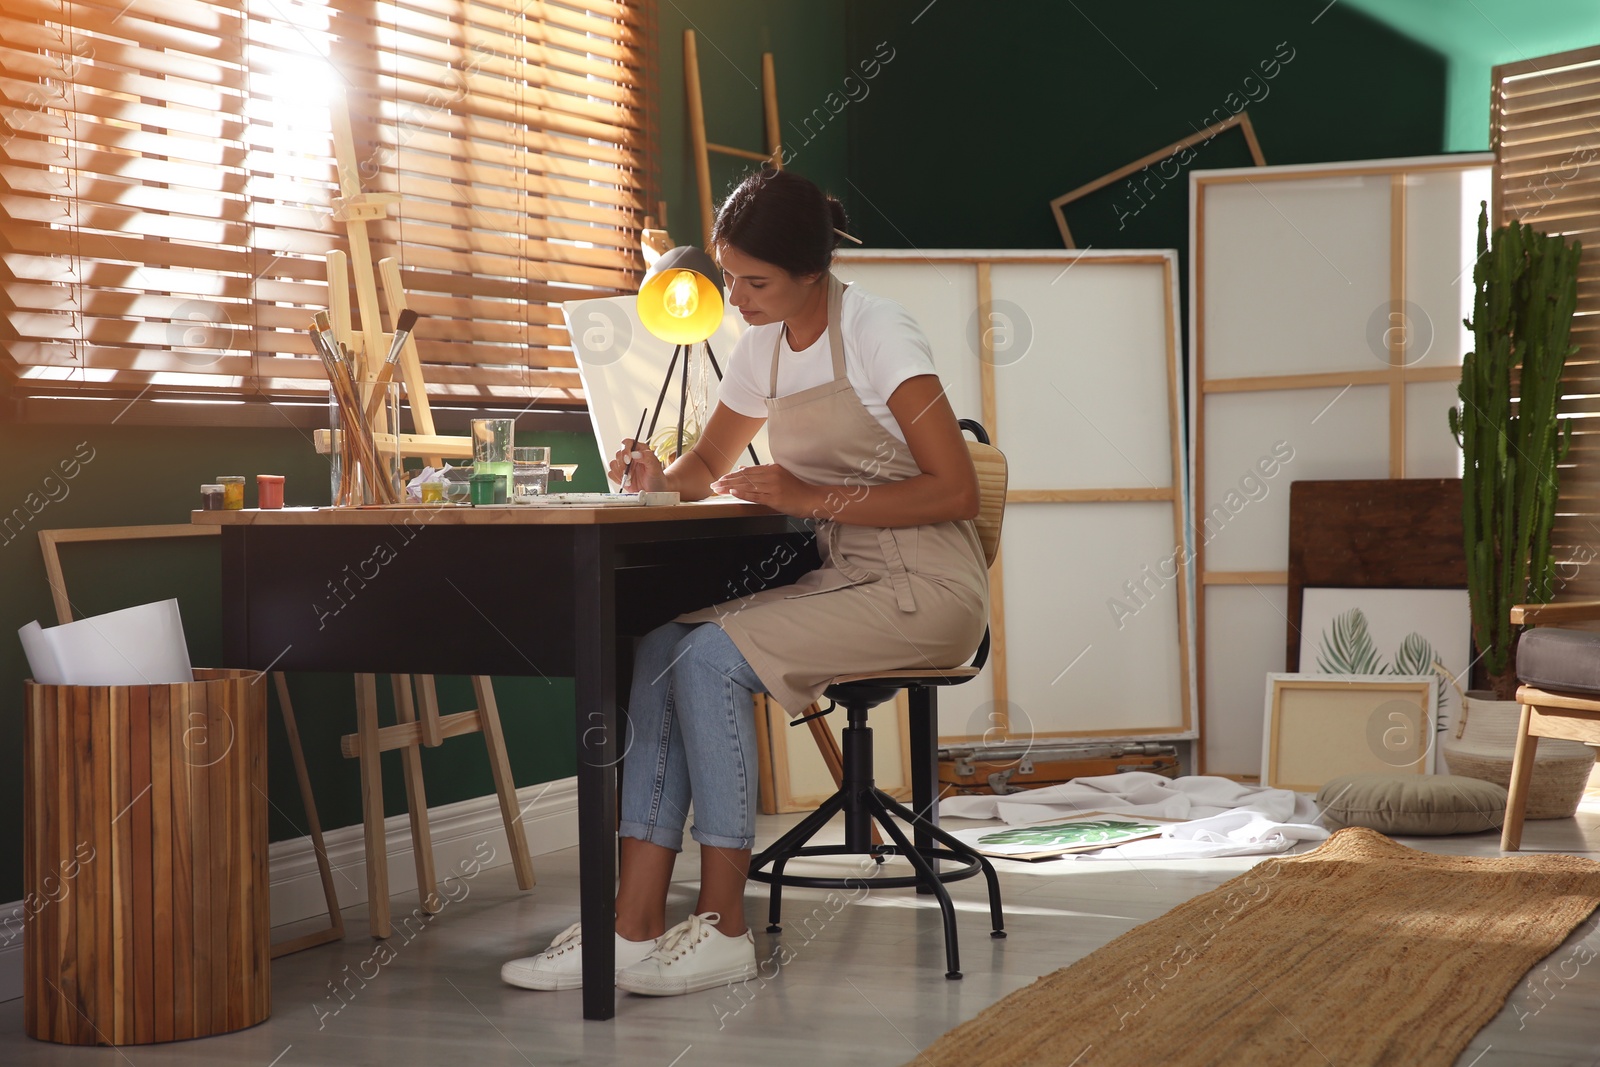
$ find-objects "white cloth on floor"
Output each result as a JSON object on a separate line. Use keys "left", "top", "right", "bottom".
{"left": 939, "top": 772, "right": 1320, "bottom": 824}
{"left": 1068, "top": 809, "right": 1330, "bottom": 861}
{"left": 938, "top": 773, "right": 1330, "bottom": 860}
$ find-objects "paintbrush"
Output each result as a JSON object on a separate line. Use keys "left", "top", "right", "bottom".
{"left": 363, "top": 308, "right": 418, "bottom": 424}
{"left": 620, "top": 406, "right": 648, "bottom": 494}
{"left": 309, "top": 318, "right": 396, "bottom": 504}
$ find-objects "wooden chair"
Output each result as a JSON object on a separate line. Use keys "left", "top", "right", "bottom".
{"left": 748, "top": 420, "right": 1008, "bottom": 979}
{"left": 341, "top": 674, "right": 535, "bottom": 937}
{"left": 1500, "top": 600, "right": 1600, "bottom": 851}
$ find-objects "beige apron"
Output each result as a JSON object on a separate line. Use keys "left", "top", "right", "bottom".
{"left": 678, "top": 274, "right": 989, "bottom": 715}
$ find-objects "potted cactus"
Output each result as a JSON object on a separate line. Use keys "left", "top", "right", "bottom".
{"left": 1446, "top": 202, "right": 1588, "bottom": 812}
{"left": 1449, "top": 202, "right": 1581, "bottom": 700}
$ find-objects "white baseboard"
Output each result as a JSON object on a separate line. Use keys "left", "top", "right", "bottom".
{"left": 0, "top": 776, "right": 579, "bottom": 1004}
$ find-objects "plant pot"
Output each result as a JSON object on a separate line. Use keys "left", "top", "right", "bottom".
{"left": 1441, "top": 692, "right": 1594, "bottom": 819}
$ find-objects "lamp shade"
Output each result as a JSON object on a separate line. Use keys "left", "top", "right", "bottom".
{"left": 637, "top": 245, "right": 724, "bottom": 345}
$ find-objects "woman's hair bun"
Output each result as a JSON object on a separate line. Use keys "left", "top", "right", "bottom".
{"left": 825, "top": 196, "right": 848, "bottom": 247}
{"left": 712, "top": 168, "right": 845, "bottom": 276}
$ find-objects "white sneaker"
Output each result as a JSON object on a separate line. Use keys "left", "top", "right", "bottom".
{"left": 616, "top": 912, "right": 757, "bottom": 996}
{"left": 500, "top": 923, "right": 659, "bottom": 991}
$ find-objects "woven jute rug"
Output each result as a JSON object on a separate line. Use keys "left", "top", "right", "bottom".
{"left": 908, "top": 827, "right": 1600, "bottom": 1067}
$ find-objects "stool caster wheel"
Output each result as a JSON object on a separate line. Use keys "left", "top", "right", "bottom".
{"left": 767, "top": 923, "right": 782, "bottom": 934}
{"left": 991, "top": 930, "right": 1007, "bottom": 939}
{"left": 945, "top": 970, "right": 962, "bottom": 980}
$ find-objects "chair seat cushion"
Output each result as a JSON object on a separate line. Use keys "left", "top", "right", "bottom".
{"left": 1315, "top": 774, "right": 1507, "bottom": 835}
{"left": 1517, "top": 627, "right": 1600, "bottom": 696}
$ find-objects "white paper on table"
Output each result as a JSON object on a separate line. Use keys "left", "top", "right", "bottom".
{"left": 18, "top": 599, "right": 193, "bottom": 686}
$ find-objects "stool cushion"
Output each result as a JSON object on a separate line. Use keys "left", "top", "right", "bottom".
{"left": 1517, "top": 627, "right": 1600, "bottom": 696}
{"left": 1315, "top": 774, "right": 1507, "bottom": 835}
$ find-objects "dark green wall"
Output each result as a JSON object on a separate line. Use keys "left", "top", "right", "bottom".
{"left": 842, "top": 1, "right": 1449, "bottom": 252}
{"left": 0, "top": 422, "right": 605, "bottom": 902}
{"left": 653, "top": 0, "right": 850, "bottom": 248}
{"left": 649, "top": 1, "right": 1452, "bottom": 392}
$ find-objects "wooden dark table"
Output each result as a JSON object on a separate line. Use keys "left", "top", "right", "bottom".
{"left": 195, "top": 502, "right": 816, "bottom": 1020}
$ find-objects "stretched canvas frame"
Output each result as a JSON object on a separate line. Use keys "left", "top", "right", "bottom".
{"left": 1191, "top": 154, "right": 1493, "bottom": 777}
{"left": 831, "top": 249, "right": 1191, "bottom": 747}
{"left": 1262, "top": 673, "right": 1438, "bottom": 793}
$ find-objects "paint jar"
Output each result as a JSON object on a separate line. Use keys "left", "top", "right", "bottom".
{"left": 420, "top": 479, "right": 445, "bottom": 504}
{"left": 200, "top": 484, "right": 225, "bottom": 511}
{"left": 256, "top": 475, "right": 285, "bottom": 509}
{"left": 468, "top": 472, "right": 499, "bottom": 506}
{"left": 217, "top": 476, "right": 246, "bottom": 510}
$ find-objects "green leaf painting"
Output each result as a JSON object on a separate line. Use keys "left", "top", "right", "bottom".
{"left": 978, "top": 819, "right": 1163, "bottom": 847}
{"left": 1316, "top": 608, "right": 1385, "bottom": 674}
{"left": 1391, "top": 631, "right": 1435, "bottom": 677}
{"left": 1315, "top": 607, "right": 1437, "bottom": 680}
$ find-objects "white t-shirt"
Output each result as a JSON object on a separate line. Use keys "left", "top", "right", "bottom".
{"left": 716, "top": 283, "right": 936, "bottom": 443}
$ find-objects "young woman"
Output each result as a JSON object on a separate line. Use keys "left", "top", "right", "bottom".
{"left": 501, "top": 168, "right": 988, "bottom": 997}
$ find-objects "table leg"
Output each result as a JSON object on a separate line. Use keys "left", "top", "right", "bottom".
{"left": 574, "top": 531, "right": 618, "bottom": 1021}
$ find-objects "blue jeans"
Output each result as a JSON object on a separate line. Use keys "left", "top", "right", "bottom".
{"left": 618, "top": 622, "right": 766, "bottom": 852}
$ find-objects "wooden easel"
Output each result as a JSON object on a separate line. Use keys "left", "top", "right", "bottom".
{"left": 321, "top": 88, "right": 536, "bottom": 938}
{"left": 684, "top": 30, "right": 783, "bottom": 245}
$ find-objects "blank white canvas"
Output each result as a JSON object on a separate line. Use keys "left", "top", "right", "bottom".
{"left": 1204, "top": 176, "right": 1393, "bottom": 379}
{"left": 1405, "top": 380, "right": 1464, "bottom": 478}
{"left": 829, "top": 260, "right": 983, "bottom": 424}
{"left": 1404, "top": 167, "right": 1493, "bottom": 370}
{"left": 1204, "top": 583, "right": 1289, "bottom": 775}
{"left": 563, "top": 296, "right": 768, "bottom": 487}
{"left": 1001, "top": 502, "right": 1186, "bottom": 737}
{"left": 1200, "top": 386, "right": 1389, "bottom": 572}
{"left": 1193, "top": 156, "right": 1492, "bottom": 776}
{"left": 989, "top": 262, "right": 1174, "bottom": 491}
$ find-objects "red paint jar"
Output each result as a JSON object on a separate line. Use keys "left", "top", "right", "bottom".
{"left": 256, "top": 475, "right": 285, "bottom": 509}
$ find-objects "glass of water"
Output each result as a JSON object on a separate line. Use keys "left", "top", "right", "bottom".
{"left": 513, "top": 446, "right": 551, "bottom": 503}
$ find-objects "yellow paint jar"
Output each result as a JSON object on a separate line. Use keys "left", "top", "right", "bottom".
{"left": 218, "top": 475, "right": 246, "bottom": 510}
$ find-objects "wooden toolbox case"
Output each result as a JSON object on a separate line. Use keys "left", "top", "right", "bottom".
{"left": 938, "top": 742, "right": 1180, "bottom": 795}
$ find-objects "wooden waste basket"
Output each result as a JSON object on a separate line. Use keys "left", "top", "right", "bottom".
{"left": 23, "top": 669, "right": 270, "bottom": 1045}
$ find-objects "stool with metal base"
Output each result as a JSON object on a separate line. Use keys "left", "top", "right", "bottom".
{"left": 747, "top": 419, "right": 1008, "bottom": 979}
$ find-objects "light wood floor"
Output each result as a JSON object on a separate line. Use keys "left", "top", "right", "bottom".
{"left": 4, "top": 799, "right": 1600, "bottom": 1066}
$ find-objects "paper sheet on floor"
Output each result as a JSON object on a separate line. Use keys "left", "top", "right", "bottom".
{"left": 938, "top": 773, "right": 1330, "bottom": 860}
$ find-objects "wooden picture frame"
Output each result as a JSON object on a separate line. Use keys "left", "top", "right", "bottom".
{"left": 1262, "top": 673, "right": 1437, "bottom": 792}
{"left": 1050, "top": 113, "right": 1266, "bottom": 248}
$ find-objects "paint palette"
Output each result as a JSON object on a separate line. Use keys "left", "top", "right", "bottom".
{"left": 527, "top": 492, "right": 680, "bottom": 507}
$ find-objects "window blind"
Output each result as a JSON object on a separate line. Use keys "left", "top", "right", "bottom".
{"left": 1493, "top": 45, "right": 1600, "bottom": 600}
{"left": 0, "top": 0, "right": 651, "bottom": 411}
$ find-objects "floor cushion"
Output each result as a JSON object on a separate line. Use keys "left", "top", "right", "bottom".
{"left": 1315, "top": 773, "right": 1507, "bottom": 835}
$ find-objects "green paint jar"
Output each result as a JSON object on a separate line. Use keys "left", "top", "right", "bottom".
{"left": 468, "top": 472, "right": 499, "bottom": 506}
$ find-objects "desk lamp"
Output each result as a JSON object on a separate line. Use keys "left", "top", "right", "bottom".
{"left": 636, "top": 245, "right": 759, "bottom": 464}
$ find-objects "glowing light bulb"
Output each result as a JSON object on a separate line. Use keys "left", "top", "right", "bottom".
{"left": 663, "top": 270, "right": 699, "bottom": 319}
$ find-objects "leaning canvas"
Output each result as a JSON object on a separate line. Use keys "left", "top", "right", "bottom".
{"left": 1262, "top": 673, "right": 1438, "bottom": 792}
